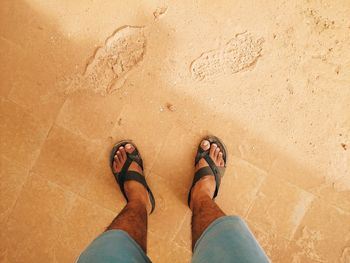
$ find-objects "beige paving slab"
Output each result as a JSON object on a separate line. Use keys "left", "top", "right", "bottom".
{"left": 80, "top": 151, "right": 126, "bottom": 213}
{"left": 224, "top": 124, "right": 250, "bottom": 159}
{"left": 238, "top": 130, "right": 280, "bottom": 172}
{"left": 247, "top": 176, "right": 315, "bottom": 241}
{"left": 164, "top": 242, "right": 192, "bottom": 263}
{"left": 174, "top": 101, "right": 235, "bottom": 144}
{"left": 0, "top": 156, "right": 28, "bottom": 221}
{"left": 111, "top": 91, "right": 176, "bottom": 173}
{"left": 281, "top": 198, "right": 350, "bottom": 263}
{"left": 1, "top": 0, "right": 91, "bottom": 130}
{"left": 248, "top": 219, "right": 290, "bottom": 262}
{"left": 172, "top": 211, "right": 192, "bottom": 251}
{"left": 150, "top": 125, "right": 200, "bottom": 189}
{"left": 54, "top": 195, "right": 115, "bottom": 263}
{"left": 5, "top": 173, "right": 76, "bottom": 263}
{"left": 0, "top": 99, "right": 48, "bottom": 168}
{"left": 216, "top": 156, "right": 267, "bottom": 216}
{"left": 270, "top": 155, "right": 326, "bottom": 192}
{"left": 1, "top": 0, "right": 350, "bottom": 261}
{"left": 7, "top": 59, "right": 67, "bottom": 130}
{"left": 148, "top": 173, "right": 189, "bottom": 243}
{"left": 0, "top": 211, "right": 8, "bottom": 262}
{"left": 32, "top": 125, "right": 104, "bottom": 195}
{"left": 148, "top": 231, "right": 192, "bottom": 263}
{"left": 0, "top": 1, "right": 31, "bottom": 49}
{"left": 311, "top": 178, "right": 350, "bottom": 214}
{"left": 55, "top": 92, "right": 125, "bottom": 141}
{"left": 0, "top": 39, "right": 25, "bottom": 98}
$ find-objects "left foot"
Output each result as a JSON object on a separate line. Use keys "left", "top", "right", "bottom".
{"left": 112, "top": 144, "right": 152, "bottom": 213}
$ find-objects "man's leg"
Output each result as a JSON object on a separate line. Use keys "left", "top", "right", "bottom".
{"left": 190, "top": 140, "right": 225, "bottom": 250}
{"left": 77, "top": 144, "right": 152, "bottom": 263}
{"left": 106, "top": 199, "right": 148, "bottom": 252}
{"left": 191, "top": 195, "right": 226, "bottom": 250}
{"left": 106, "top": 143, "right": 151, "bottom": 253}
{"left": 189, "top": 140, "right": 270, "bottom": 263}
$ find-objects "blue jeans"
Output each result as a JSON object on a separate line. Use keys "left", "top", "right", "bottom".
{"left": 77, "top": 216, "right": 270, "bottom": 263}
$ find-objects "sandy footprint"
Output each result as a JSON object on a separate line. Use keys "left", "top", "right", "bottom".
{"left": 67, "top": 26, "right": 146, "bottom": 95}
{"left": 190, "top": 32, "right": 264, "bottom": 81}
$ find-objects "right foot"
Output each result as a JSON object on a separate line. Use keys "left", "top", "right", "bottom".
{"left": 190, "top": 140, "right": 225, "bottom": 208}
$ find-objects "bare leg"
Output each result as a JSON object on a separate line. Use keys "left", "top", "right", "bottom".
{"left": 190, "top": 140, "right": 226, "bottom": 250}
{"left": 106, "top": 144, "right": 152, "bottom": 253}
{"left": 107, "top": 200, "right": 148, "bottom": 252}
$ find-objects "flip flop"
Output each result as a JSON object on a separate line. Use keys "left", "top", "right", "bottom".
{"left": 188, "top": 136, "right": 228, "bottom": 207}
{"left": 110, "top": 140, "right": 155, "bottom": 214}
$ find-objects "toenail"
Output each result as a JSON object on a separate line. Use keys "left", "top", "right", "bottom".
{"left": 202, "top": 140, "right": 209, "bottom": 145}
{"left": 125, "top": 144, "right": 131, "bottom": 149}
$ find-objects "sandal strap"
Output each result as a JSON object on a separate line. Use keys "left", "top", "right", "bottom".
{"left": 203, "top": 154, "right": 222, "bottom": 197}
{"left": 194, "top": 148, "right": 208, "bottom": 165}
{"left": 187, "top": 153, "right": 223, "bottom": 207}
{"left": 126, "top": 149, "right": 143, "bottom": 169}
{"left": 115, "top": 167, "right": 155, "bottom": 214}
{"left": 117, "top": 151, "right": 144, "bottom": 191}
{"left": 193, "top": 154, "right": 222, "bottom": 195}
{"left": 192, "top": 167, "right": 214, "bottom": 185}
{"left": 119, "top": 157, "right": 132, "bottom": 180}
{"left": 124, "top": 171, "right": 148, "bottom": 188}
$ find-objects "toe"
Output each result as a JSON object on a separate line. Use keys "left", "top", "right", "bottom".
{"left": 113, "top": 154, "right": 119, "bottom": 170}
{"left": 218, "top": 152, "right": 224, "bottom": 165}
{"left": 200, "top": 140, "right": 210, "bottom": 151}
{"left": 210, "top": 143, "right": 217, "bottom": 157}
{"left": 125, "top": 143, "right": 135, "bottom": 154}
{"left": 114, "top": 153, "right": 120, "bottom": 163}
{"left": 214, "top": 147, "right": 220, "bottom": 159}
{"left": 120, "top": 146, "right": 127, "bottom": 160}
{"left": 116, "top": 150, "right": 122, "bottom": 162}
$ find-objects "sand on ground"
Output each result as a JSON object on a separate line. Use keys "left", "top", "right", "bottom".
{"left": 0, "top": 0, "right": 350, "bottom": 262}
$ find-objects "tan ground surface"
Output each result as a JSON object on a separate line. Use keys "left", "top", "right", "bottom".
{"left": 1, "top": 0, "right": 350, "bottom": 262}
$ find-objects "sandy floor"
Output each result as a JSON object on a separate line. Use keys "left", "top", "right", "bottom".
{"left": 1, "top": 0, "right": 350, "bottom": 262}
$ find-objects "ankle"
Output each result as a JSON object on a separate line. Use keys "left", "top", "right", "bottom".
{"left": 192, "top": 177, "right": 215, "bottom": 198}
{"left": 127, "top": 193, "right": 149, "bottom": 209}
{"left": 126, "top": 199, "right": 148, "bottom": 212}
{"left": 124, "top": 182, "right": 150, "bottom": 212}
{"left": 191, "top": 180, "right": 215, "bottom": 210}
{"left": 190, "top": 194, "right": 212, "bottom": 211}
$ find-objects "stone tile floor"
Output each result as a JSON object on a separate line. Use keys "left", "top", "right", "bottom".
{"left": 1, "top": 1, "right": 350, "bottom": 262}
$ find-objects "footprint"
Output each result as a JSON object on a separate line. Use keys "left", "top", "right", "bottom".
{"left": 190, "top": 32, "right": 264, "bottom": 81}
{"left": 67, "top": 26, "right": 146, "bottom": 95}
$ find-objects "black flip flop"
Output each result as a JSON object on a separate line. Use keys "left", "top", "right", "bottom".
{"left": 188, "top": 136, "right": 228, "bottom": 207}
{"left": 110, "top": 140, "right": 155, "bottom": 214}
